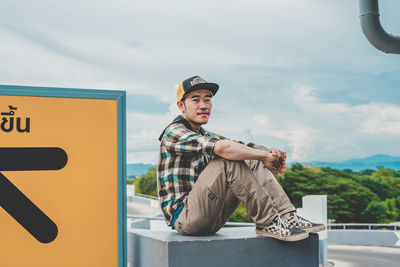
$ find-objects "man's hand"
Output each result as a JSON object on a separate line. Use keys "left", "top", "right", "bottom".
{"left": 213, "top": 140, "right": 287, "bottom": 174}
{"left": 261, "top": 153, "right": 279, "bottom": 174}
{"left": 268, "top": 148, "right": 287, "bottom": 174}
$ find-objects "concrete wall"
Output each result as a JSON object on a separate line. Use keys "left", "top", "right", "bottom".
{"left": 129, "top": 219, "right": 150, "bottom": 230}
{"left": 328, "top": 230, "right": 400, "bottom": 247}
{"left": 297, "top": 195, "right": 327, "bottom": 266}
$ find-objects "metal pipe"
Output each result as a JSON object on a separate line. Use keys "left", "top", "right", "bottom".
{"left": 359, "top": 0, "right": 400, "bottom": 54}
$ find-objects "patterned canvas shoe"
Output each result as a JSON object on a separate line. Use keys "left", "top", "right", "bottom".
{"left": 286, "top": 212, "right": 325, "bottom": 233}
{"left": 256, "top": 214, "right": 309, "bottom": 242}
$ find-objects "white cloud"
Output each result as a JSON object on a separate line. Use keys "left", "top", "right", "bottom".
{"left": 283, "top": 84, "right": 400, "bottom": 161}
{"left": 205, "top": 82, "right": 400, "bottom": 163}
{"left": 127, "top": 151, "right": 158, "bottom": 164}
{"left": 291, "top": 84, "right": 400, "bottom": 137}
{"left": 165, "top": 100, "right": 181, "bottom": 121}
{"left": 252, "top": 115, "right": 269, "bottom": 126}
{"left": 279, "top": 126, "right": 317, "bottom": 162}
{"left": 127, "top": 129, "right": 159, "bottom": 151}
{"left": 359, "top": 103, "right": 400, "bottom": 136}
{"left": 126, "top": 111, "right": 166, "bottom": 162}
{"left": 1, "top": 0, "right": 400, "bottom": 164}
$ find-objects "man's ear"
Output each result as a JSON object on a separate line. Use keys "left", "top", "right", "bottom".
{"left": 177, "top": 100, "right": 185, "bottom": 113}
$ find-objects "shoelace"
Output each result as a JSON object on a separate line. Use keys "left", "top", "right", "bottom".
{"left": 275, "top": 214, "right": 291, "bottom": 236}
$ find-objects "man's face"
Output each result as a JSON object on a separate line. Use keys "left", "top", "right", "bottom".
{"left": 178, "top": 89, "right": 213, "bottom": 127}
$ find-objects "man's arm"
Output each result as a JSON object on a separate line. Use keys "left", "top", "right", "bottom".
{"left": 213, "top": 140, "right": 286, "bottom": 173}
{"left": 214, "top": 140, "right": 270, "bottom": 161}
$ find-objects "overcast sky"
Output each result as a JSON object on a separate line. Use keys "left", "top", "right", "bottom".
{"left": 1, "top": 0, "right": 400, "bottom": 164}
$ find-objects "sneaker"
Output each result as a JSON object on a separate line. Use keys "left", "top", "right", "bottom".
{"left": 256, "top": 214, "right": 309, "bottom": 242}
{"left": 286, "top": 212, "right": 325, "bottom": 233}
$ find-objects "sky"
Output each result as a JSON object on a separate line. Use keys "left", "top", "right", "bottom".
{"left": 1, "top": 0, "right": 399, "bottom": 164}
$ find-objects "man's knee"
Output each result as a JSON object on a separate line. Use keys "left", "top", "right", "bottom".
{"left": 221, "top": 158, "right": 247, "bottom": 168}
{"left": 210, "top": 157, "right": 246, "bottom": 168}
{"left": 220, "top": 158, "right": 251, "bottom": 179}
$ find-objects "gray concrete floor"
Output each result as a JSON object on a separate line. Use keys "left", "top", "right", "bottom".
{"left": 328, "top": 244, "right": 400, "bottom": 267}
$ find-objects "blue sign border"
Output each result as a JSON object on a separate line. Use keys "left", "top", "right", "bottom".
{"left": 0, "top": 84, "right": 127, "bottom": 267}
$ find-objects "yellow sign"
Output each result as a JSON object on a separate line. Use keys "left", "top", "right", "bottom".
{"left": 0, "top": 87, "right": 126, "bottom": 267}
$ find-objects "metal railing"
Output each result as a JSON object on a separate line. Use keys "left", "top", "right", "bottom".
{"left": 328, "top": 223, "right": 398, "bottom": 231}
{"left": 132, "top": 193, "right": 158, "bottom": 200}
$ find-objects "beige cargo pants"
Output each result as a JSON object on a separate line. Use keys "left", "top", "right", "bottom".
{"left": 174, "top": 145, "right": 296, "bottom": 235}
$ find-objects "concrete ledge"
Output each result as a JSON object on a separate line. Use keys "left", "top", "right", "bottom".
{"left": 328, "top": 230, "right": 400, "bottom": 247}
{"left": 129, "top": 227, "right": 319, "bottom": 267}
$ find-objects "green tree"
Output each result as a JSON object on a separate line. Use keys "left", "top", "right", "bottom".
{"left": 354, "top": 176, "right": 397, "bottom": 200}
{"left": 372, "top": 167, "right": 395, "bottom": 179}
{"left": 357, "top": 169, "right": 375, "bottom": 176}
{"left": 361, "top": 200, "right": 389, "bottom": 223}
{"left": 229, "top": 203, "right": 252, "bottom": 223}
{"left": 384, "top": 198, "right": 399, "bottom": 221}
{"left": 137, "top": 167, "right": 157, "bottom": 197}
{"left": 290, "top": 163, "right": 304, "bottom": 171}
{"left": 395, "top": 196, "right": 400, "bottom": 220}
{"left": 371, "top": 167, "right": 400, "bottom": 193}
{"left": 281, "top": 165, "right": 377, "bottom": 222}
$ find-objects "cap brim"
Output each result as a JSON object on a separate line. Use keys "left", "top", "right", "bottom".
{"left": 182, "top": 83, "right": 219, "bottom": 99}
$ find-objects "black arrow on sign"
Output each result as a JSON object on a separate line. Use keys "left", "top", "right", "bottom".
{"left": 0, "top": 147, "right": 68, "bottom": 243}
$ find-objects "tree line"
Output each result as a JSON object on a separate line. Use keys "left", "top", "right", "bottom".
{"left": 131, "top": 164, "right": 400, "bottom": 223}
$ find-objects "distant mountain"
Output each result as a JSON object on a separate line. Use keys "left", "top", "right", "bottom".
{"left": 299, "top": 154, "right": 400, "bottom": 171}
{"left": 127, "top": 163, "right": 155, "bottom": 177}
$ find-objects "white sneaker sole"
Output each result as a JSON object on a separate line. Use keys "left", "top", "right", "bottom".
{"left": 255, "top": 229, "right": 309, "bottom": 242}
{"left": 303, "top": 225, "right": 326, "bottom": 233}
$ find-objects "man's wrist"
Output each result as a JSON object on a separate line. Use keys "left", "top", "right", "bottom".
{"left": 259, "top": 151, "right": 272, "bottom": 161}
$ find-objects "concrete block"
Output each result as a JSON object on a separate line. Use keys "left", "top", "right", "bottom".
{"left": 150, "top": 220, "right": 170, "bottom": 231}
{"left": 297, "top": 195, "right": 327, "bottom": 266}
{"left": 129, "top": 227, "right": 319, "bottom": 267}
{"left": 129, "top": 219, "right": 150, "bottom": 230}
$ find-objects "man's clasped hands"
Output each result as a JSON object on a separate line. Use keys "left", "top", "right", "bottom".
{"left": 264, "top": 148, "right": 287, "bottom": 174}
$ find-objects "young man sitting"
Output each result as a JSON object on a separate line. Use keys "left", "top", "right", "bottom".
{"left": 157, "top": 76, "right": 324, "bottom": 241}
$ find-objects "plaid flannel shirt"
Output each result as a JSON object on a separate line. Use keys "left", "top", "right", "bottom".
{"left": 157, "top": 117, "right": 225, "bottom": 226}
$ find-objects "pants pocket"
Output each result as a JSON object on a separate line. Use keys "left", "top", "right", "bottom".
{"left": 175, "top": 206, "right": 191, "bottom": 235}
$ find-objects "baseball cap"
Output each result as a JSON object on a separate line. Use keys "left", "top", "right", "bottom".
{"left": 176, "top": 76, "right": 219, "bottom": 101}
